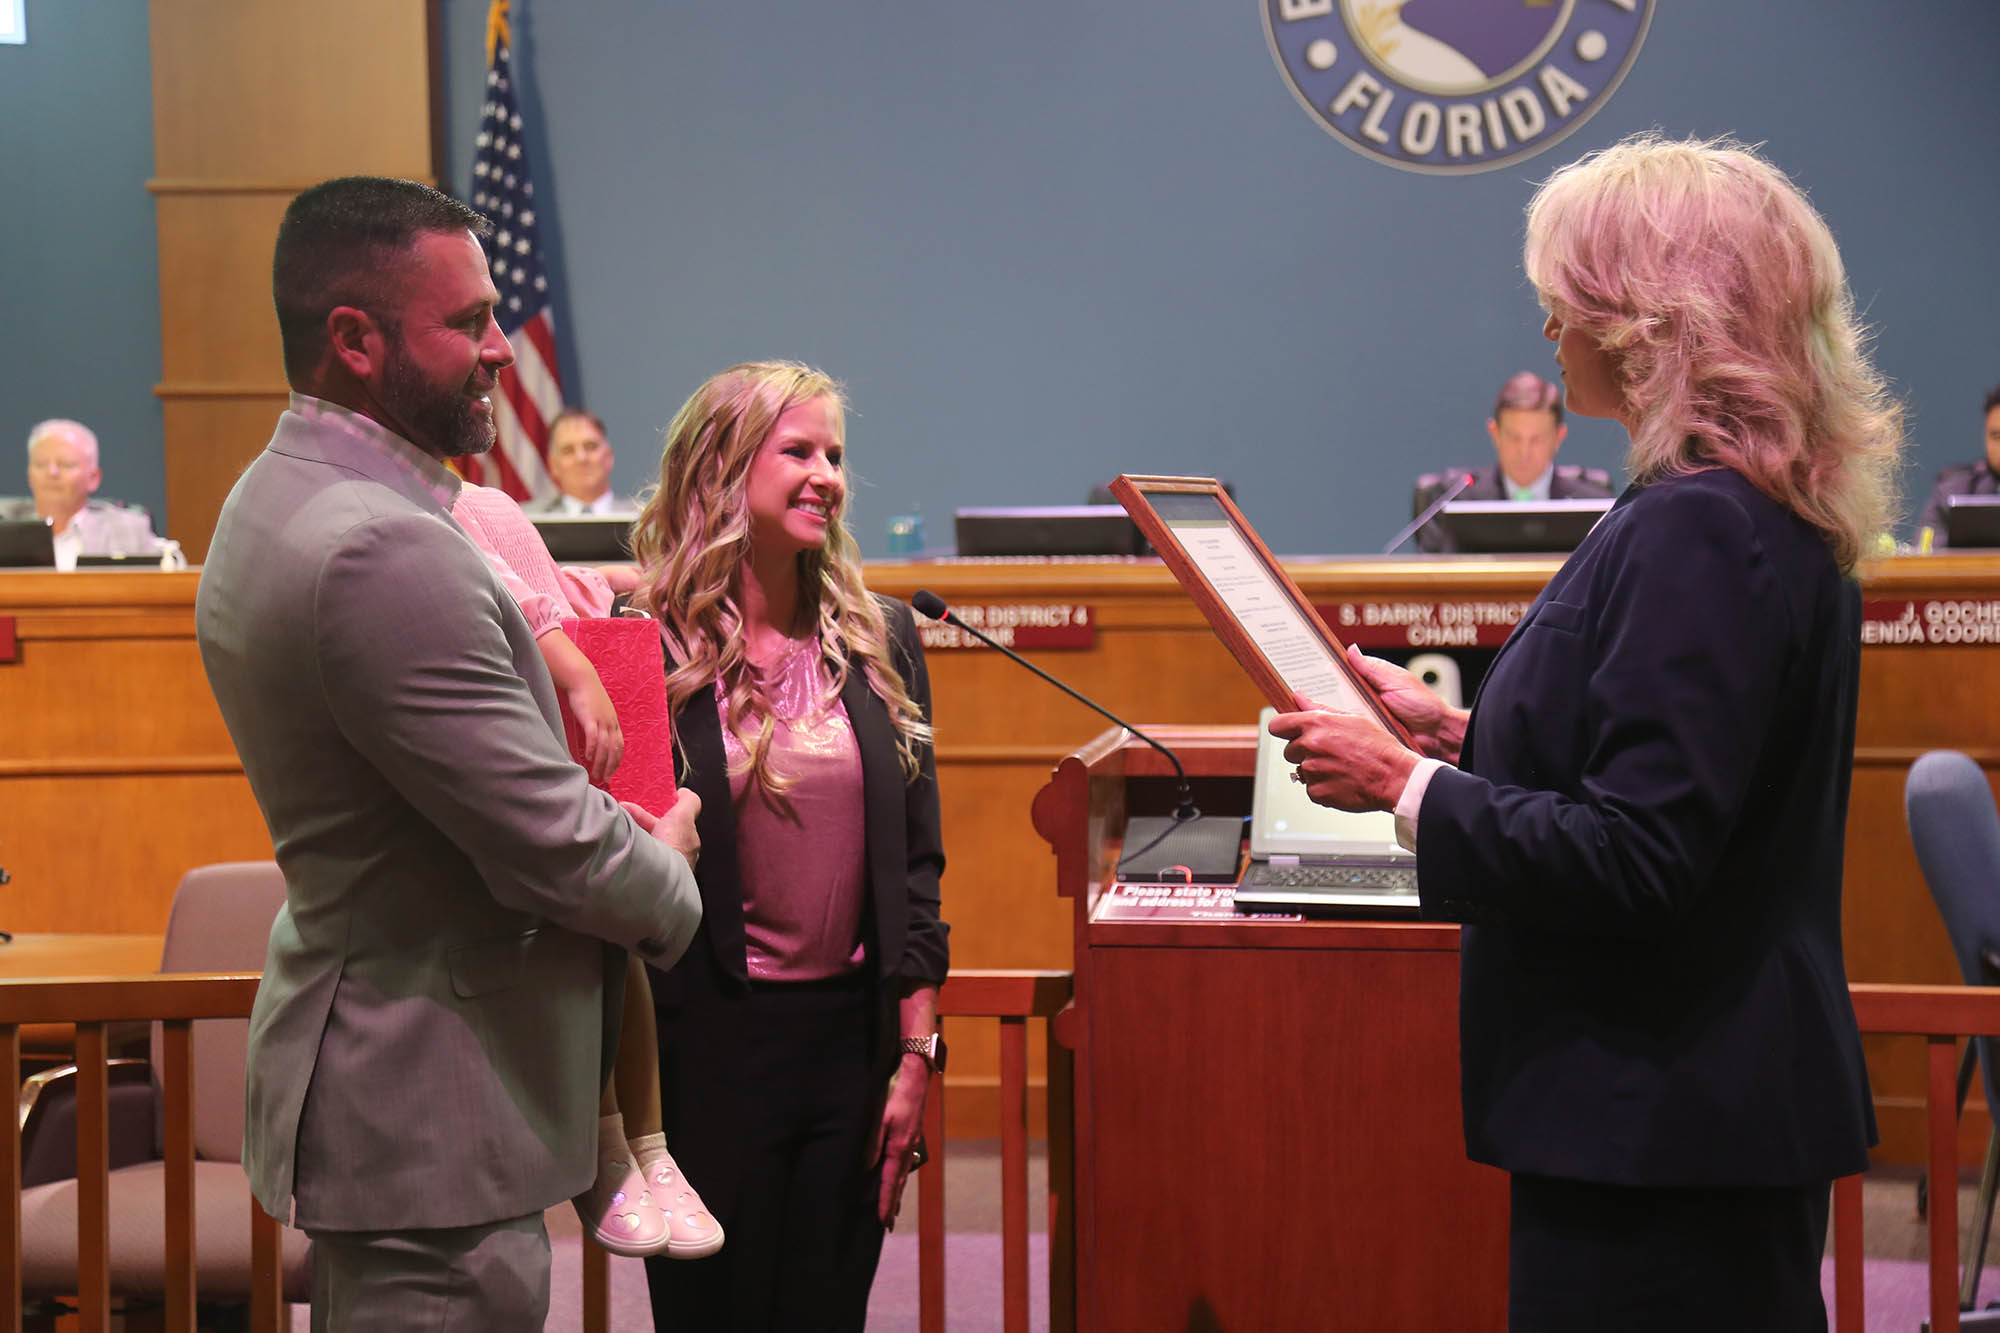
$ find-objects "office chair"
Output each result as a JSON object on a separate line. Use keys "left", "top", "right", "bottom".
{"left": 1907, "top": 750, "right": 2000, "bottom": 1324}
{"left": 15, "top": 861, "right": 311, "bottom": 1320}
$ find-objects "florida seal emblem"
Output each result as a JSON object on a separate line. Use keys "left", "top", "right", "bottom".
{"left": 1264, "top": 0, "right": 1654, "bottom": 175}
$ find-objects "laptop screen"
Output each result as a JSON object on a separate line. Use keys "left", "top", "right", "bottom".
{"left": 0, "top": 518, "right": 55, "bottom": 568}
{"left": 1250, "top": 707, "right": 1408, "bottom": 860}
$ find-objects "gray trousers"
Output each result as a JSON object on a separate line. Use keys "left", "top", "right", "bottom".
{"left": 308, "top": 1212, "right": 551, "bottom": 1331}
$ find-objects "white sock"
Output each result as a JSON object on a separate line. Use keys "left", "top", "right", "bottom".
{"left": 598, "top": 1112, "right": 630, "bottom": 1162}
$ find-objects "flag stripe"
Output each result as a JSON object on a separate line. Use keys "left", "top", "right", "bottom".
{"left": 461, "top": 10, "right": 561, "bottom": 501}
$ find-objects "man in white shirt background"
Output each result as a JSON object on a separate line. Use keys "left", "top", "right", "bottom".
{"left": 527, "top": 408, "right": 638, "bottom": 516}
{"left": 1, "top": 418, "right": 163, "bottom": 568}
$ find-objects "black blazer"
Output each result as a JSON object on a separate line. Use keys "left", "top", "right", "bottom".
{"left": 1412, "top": 464, "right": 1616, "bottom": 553}
{"left": 649, "top": 596, "right": 948, "bottom": 1074}
{"left": 1418, "top": 467, "right": 1876, "bottom": 1187}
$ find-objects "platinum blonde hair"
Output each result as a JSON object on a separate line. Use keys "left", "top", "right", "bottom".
{"left": 1523, "top": 133, "right": 1903, "bottom": 570}
{"left": 630, "top": 361, "right": 932, "bottom": 797}
{"left": 27, "top": 418, "right": 99, "bottom": 468}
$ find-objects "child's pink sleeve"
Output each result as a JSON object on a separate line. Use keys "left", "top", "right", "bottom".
{"left": 558, "top": 564, "right": 617, "bottom": 620}
{"left": 477, "top": 545, "right": 566, "bottom": 638}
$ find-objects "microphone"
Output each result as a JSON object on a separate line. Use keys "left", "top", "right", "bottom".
{"left": 912, "top": 590, "right": 1242, "bottom": 882}
{"left": 1382, "top": 469, "right": 1473, "bottom": 554}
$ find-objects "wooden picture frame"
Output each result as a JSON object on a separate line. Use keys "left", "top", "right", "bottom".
{"left": 1108, "top": 474, "right": 1419, "bottom": 750}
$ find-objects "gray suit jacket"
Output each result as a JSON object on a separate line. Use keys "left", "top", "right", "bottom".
{"left": 196, "top": 399, "right": 701, "bottom": 1231}
{"left": 522, "top": 491, "right": 638, "bottom": 517}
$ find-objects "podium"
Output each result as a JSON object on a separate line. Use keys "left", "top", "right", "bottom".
{"left": 1032, "top": 725, "right": 1508, "bottom": 1330}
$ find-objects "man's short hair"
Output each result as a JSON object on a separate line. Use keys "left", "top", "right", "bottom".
{"left": 1492, "top": 371, "right": 1564, "bottom": 426}
{"left": 1985, "top": 383, "right": 2000, "bottom": 417}
{"left": 549, "top": 407, "right": 608, "bottom": 439}
{"left": 27, "top": 418, "right": 99, "bottom": 468}
{"left": 272, "top": 177, "right": 492, "bottom": 383}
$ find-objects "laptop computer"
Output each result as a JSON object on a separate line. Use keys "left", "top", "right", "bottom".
{"left": 1232, "top": 707, "right": 1422, "bottom": 917}
{"left": 0, "top": 518, "right": 56, "bottom": 568}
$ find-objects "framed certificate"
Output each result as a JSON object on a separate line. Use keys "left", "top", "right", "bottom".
{"left": 1107, "top": 474, "right": 1418, "bottom": 749}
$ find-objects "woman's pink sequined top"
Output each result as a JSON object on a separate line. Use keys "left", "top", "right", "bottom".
{"left": 721, "top": 637, "right": 868, "bottom": 981}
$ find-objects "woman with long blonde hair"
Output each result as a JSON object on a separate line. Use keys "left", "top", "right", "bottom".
{"left": 630, "top": 361, "right": 947, "bottom": 1330}
{"left": 1271, "top": 135, "right": 1899, "bottom": 1328}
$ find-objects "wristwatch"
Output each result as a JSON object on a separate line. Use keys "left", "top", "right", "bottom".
{"left": 900, "top": 1032, "right": 947, "bottom": 1074}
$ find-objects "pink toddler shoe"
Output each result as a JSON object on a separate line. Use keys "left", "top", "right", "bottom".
{"left": 629, "top": 1131, "right": 725, "bottom": 1259}
{"left": 576, "top": 1117, "right": 671, "bottom": 1257}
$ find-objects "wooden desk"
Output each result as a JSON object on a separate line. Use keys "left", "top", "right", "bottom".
{"left": 0, "top": 934, "right": 164, "bottom": 979}
{"left": 0, "top": 570, "right": 272, "bottom": 935}
{"left": 9, "top": 556, "right": 2000, "bottom": 1159}
{"left": 0, "top": 932, "right": 164, "bottom": 1060}
{"left": 1033, "top": 728, "right": 1507, "bottom": 1330}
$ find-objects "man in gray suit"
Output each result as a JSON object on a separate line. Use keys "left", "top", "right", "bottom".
{"left": 524, "top": 407, "right": 637, "bottom": 516}
{"left": 196, "top": 177, "right": 703, "bottom": 1327}
{"left": 1410, "top": 371, "right": 1614, "bottom": 553}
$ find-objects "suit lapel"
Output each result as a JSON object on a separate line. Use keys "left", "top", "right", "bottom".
{"left": 842, "top": 659, "right": 904, "bottom": 980}
{"left": 674, "top": 681, "right": 750, "bottom": 982}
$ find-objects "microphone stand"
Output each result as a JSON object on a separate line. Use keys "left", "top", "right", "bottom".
{"left": 912, "top": 591, "right": 1242, "bottom": 882}
{"left": 1382, "top": 470, "right": 1473, "bottom": 554}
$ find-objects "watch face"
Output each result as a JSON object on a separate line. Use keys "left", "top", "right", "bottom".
{"left": 929, "top": 1034, "right": 947, "bottom": 1074}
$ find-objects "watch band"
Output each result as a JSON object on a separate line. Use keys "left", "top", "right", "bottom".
{"left": 900, "top": 1034, "right": 941, "bottom": 1071}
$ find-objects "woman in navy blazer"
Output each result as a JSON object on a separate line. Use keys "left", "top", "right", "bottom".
{"left": 627, "top": 362, "right": 948, "bottom": 1331}
{"left": 1273, "top": 135, "right": 1903, "bottom": 1330}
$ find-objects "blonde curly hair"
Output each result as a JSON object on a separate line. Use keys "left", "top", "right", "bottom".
{"left": 630, "top": 361, "right": 931, "bottom": 799}
{"left": 1523, "top": 133, "right": 1904, "bottom": 571}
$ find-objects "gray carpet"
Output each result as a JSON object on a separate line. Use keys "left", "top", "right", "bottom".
{"left": 280, "top": 1155, "right": 1993, "bottom": 1330}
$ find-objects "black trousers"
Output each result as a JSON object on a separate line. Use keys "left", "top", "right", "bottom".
{"left": 644, "top": 973, "right": 886, "bottom": 1333}
{"left": 1508, "top": 1173, "right": 1831, "bottom": 1333}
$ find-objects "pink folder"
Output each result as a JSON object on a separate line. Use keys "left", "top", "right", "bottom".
{"left": 557, "top": 615, "right": 677, "bottom": 815}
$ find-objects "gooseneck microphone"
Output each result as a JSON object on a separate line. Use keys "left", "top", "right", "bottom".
{"left": 1382, "top": 469, "right": 1474, "bottom": 554}
{"left": 912, "top": 589, "right": 1243, "bottom": 882}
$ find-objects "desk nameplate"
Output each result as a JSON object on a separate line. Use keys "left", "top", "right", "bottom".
{"left": 1317, "top": 599, "right": 1531, "bottom": 649}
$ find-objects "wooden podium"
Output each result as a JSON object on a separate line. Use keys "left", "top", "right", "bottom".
{"left": 1032, "top": 726, "right": 1507, "bottom": 1331}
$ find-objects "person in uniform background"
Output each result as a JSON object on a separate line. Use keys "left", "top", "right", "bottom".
{"left": 1411, "top": 371, "right": 1615, "bottom": 553}
{"left": 2, "top": 419, "right": 162, "bottom": 567}
{"left": 527, "top": 408, "right": 639, "bottom": 516}
{"left": 1915, "top": 384, "right": 2000, "bottom": 550}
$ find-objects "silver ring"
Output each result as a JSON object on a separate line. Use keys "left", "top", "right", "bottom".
{"left": 1290, "top": 769, "right": 1306, "bottom": 784}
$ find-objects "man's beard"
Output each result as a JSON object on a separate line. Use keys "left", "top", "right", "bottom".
{"left": 380, "top": 333, "right": 496, "bottom": 460}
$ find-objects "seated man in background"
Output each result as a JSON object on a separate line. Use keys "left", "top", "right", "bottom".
{"left": 527, "top": 408, "right": 638, "bottom": 516}
{"left": 1412, "top": 371, "right": 1613, "bottom": 553}
{"left": 0, "top": 419, "right": 162, "bottom": 568}
{"left": 1915, "top": 384, "right": 2000, "bottom": 550}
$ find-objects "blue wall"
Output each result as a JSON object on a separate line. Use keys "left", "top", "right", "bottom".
{"left": 9, "top": 4, "right": 1999, "bottom": 553}
{"left": 0, "top": 0, "right": 163, "bottom": 518}
{"left": 433, "top": 0, "right": 2000, "bottom": 554}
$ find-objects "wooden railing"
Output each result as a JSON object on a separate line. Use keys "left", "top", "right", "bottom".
{"left": 0, "top": 972, "right": 276, "bottom": 1333}
{"left": 1835, "top": 984, "right": 2000, "bottom": 1333}
{"left": 925, "top": 969, "right": 1075, "bottom": 1333}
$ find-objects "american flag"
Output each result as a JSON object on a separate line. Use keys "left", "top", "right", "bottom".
{"left": 461, "top": 0, "right": 560, "bottom": 499}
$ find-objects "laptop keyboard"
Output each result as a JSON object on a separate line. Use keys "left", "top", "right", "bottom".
{"left": 1240, "top": 862, "right": 1418, "bottom": 892}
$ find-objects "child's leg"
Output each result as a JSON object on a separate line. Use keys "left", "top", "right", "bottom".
{"left": 619, "top": 955, "right": 724, "bottom": 1258}
{"left": 573, "top": 955, "right": 674, "bottom": 1257}
{"left": 613, "top": 952, "right": 663, "bottom": 1137}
